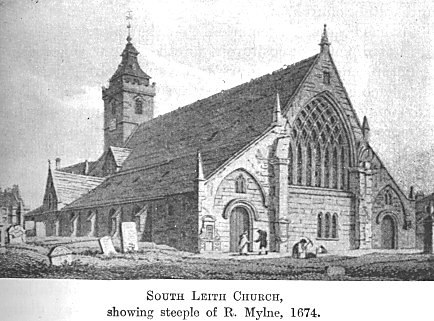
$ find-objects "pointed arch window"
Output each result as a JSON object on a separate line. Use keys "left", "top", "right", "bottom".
{"left": 47, "top": 193, "right": 56, "bottom": 210}
{"left": 235, "top": 175, "right": 246, "bottom": 193}
{"left": 332, "top": 213, "right": 338, "bottom": 238}
{"left": 290, "top": 96, "right": 351, "bottom": 190}
{"left": 135, "top": 99, "right": 143, "bottom": 114}
{"left": 317, "top": 212, "right": 339, "bottom": 239}
{"left": 385, "top": 190, "right": 393, "bottom": 205}
{"left": 324, "top": 212, "right": 331, "bottom": 238}
{"left": 317, "top": 213, "right": 323, "bottom": 238}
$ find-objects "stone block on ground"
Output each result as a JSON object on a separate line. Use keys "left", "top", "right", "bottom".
{"left": 326, "top": 265, "right": 345, "bottom": 277}
{"left": 99, "top": 236, "right": 117, "bottom": 255}
{"left": 121, "top": 222, "right": 138, "bottom": 253}
{"left": 49, "top": 246, "right": 73, "bottom": 266}
{"left": 8, "top": 225, "right": 26, "bottom": 244}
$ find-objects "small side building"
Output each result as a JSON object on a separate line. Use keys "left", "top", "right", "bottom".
{"left": 0, "top": 185, "right": 28, "bottom": 242}
{"left": 415, "top": 192, "right": 434, "bottom": 253}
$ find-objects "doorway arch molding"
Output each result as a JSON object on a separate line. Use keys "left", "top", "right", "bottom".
{"left": 222, "top": 199, "right": 259, "bottom": 221}
{"left": 375, "top": 210, "right": 402, "bottom": 227}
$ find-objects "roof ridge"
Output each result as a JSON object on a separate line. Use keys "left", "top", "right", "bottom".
{"left": 53, "top": 169, "right": 105, "bottom": 181}
{"left": 129, "top": 54, "right": 319, "bottom": 137}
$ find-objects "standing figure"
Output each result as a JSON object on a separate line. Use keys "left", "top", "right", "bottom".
{"left": 255, "top": 229, "right": 268, "bottom": 255}
{"left": 238, "top": 231, "right": 250, "bottom": 255}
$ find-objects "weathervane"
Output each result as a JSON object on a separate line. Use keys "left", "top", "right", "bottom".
{"left": 126, "top": 10, "right": 133, "bottom": 42}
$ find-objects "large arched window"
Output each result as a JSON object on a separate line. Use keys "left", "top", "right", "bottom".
{"left": 289, "top": 96, "right": 351, "bottom": 190}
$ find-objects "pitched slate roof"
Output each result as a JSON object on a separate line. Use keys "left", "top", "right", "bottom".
{"left": 110, "top": 146, "right": 132, "bottom": 167}
{"left": 24, "top": 205, "right": 44, "bottom": 217}
{"left": 110, "top": 42, "right": 150, "bottom": 81}
{"left": 66, "top": 54, "right": 318, "bottom": 209}
{"left": 59, "top": 161, "right": 97, "bottom": 176}
{"left": 51, "top": 170, "right": 105, "bottom": 206}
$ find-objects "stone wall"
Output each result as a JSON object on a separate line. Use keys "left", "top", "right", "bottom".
{"left": 370, "top": 161, "right": 416, "bottom": 249}
{"left": 201, "top": 127, "right": 280, "bottom": 253}
{"left": 284, "top": 186, "right": 353, "bottom": 252}
{"left": 59, "top": 192, "right": 198, "bottom": 252}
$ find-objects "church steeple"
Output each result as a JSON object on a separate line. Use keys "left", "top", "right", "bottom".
{"left": 319, "top": 24, "right": 331, "bottom": 54}
{"left": 110, "top": 12, "right": 150, "bottom": 83}
{"left": 102, "top": 13, "right": 156, "bottom": 151}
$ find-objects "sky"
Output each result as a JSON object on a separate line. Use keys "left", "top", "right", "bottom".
{"left": 0, "top": 0, "right": 433, "bottom": 209}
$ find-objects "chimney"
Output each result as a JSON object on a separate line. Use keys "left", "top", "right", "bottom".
{"left": 55, "top": 157, "right": 61, "bottom": 170}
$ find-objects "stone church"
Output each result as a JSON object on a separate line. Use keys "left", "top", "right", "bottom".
{"left": 26, "top": 26, "right": 417, "bottom": 253}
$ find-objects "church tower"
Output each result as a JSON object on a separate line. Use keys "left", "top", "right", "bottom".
{"left": 102, "top": 25, "right": 156, "bottom": 151}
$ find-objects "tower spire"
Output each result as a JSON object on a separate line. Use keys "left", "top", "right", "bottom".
{"left": 319, "top": 24, "right": 331, "bottom": 53}
{"left": 126, "top": 10, "right": 133, "bottom": 43}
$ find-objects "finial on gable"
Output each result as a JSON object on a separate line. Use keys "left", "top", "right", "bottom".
{"left": 196, "top": 150, "right": 204, "bottom": 181}
{"left": 273, "top": 92, "right": 284, "bottom": 127}
{"left": 319, "top": 24, "right": 331, "bottom": 53}
{"left": 362, "top": 115, "right": 370, "bottom": 142}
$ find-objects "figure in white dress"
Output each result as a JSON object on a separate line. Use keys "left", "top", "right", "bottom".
{"left": 238, "top": 231, "right": 250, "bottom": 255}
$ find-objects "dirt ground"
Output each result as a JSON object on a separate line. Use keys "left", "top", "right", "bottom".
{"left": 0, "top": 237, "right": 433, "bottom": 280}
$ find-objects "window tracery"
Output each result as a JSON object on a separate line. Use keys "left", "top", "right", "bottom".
{"left": 289, "top": 97, "right": 350, "bottom": 190}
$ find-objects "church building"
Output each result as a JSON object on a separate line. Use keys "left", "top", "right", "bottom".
{"left": 26, "top": 26, "right": 417, "bottom": 253}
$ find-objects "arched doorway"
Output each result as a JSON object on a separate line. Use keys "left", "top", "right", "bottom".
{"left": 381, "top": 215, "right": 396, "bottom": 249}
{"left": 230, "top": 207, "right": 252, "bottom": 252}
